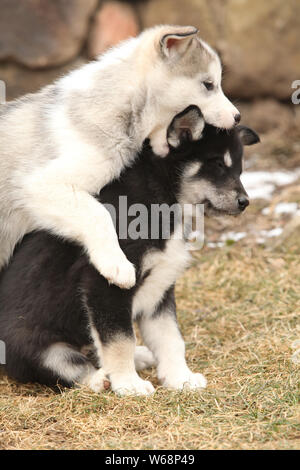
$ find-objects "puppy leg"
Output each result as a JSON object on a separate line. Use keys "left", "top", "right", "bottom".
{"left": 83, "top": 282, "right": 154, "bottom": 396}
{"left": 42, "top": 342, "right": 109, "bottom": 392}
{"left": 94, "top": 336, "right": 154, "bottom": 396}
{"left": 22, "top": 172, "right": 135, "bottom": 289}
{"left": 149, "top": 126, "right": 170, "bottom": 157}
{"left": 81, "top": 343, "right": 156, "bottom": 372}
{"left": 134, "top": 346, "right": 157, "bottom": 371}
{"left": 138, "top": 289, "right": 207, "bottom": 390}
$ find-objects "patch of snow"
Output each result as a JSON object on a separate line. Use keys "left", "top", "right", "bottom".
{"left": 207, "top": 242, "right": 225, "bottom": 249}
{"left": 262, "top": 202, "right": 299, "bottom": 216}
{"left": 261, "top": 228, "right": 283, "bottom": 238}
{"left": 220, "top": 232, "right": 247, "bottom": 242}
{"left": 242, "top": 170, "right": 300, "bottom": 200}
{"left": 262, "top": 207, "right": 271, "bottom": 215}
{"left": 207, "top": 232, "right": 246, "bottom": 249}
{"left": 274, "top": 202, "right": 298, "bottom": 215}
{"left": 257, "top": 228, "right": 283, "bottom": 244}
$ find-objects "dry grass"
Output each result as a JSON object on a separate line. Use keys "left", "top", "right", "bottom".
{"left": 0, "top": 235, "right": 299, "bottom": 450}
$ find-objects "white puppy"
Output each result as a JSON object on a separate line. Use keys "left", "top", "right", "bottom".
{"left": 0, "top": 25, "right": 239, "bottom": 288}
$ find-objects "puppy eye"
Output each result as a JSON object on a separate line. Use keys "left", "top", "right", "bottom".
{"left": 209, "top": 158, "right": 226, "bottom": 173}
{"left": 203, "top": 81, "right": 214, "bottom": 91}
{"left": 215, "top": 159, "right": 226, "bottom": 172}
{"left": 216, "top": 159, "right": 225, "bottom": 170}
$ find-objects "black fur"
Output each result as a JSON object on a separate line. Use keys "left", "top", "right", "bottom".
{"left": 0, "top": 112, "right": 259, "bottom": 388}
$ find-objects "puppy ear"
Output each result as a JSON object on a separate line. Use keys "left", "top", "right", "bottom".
{"left": 167, "top": 105, "right": 204, "bottom": 148}
{"left": 237, "top": 126, "right": 260, "bottom": 146}
{"left": 160, "top": 26, "right": 198, "bottom": 59}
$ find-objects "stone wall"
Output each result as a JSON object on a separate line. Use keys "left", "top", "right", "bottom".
{"left": 0, "top": 0, "right": 298, "bottom": 102}
{"left": 139, "top": 0, "right": 300, "bottom": 101}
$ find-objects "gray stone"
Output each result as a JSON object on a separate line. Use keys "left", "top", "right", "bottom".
{"left": 139, "top": 0, "right": 300, "bottom": 100}
{"left": 0, "top": 0, "right": 98, "bottom": 68}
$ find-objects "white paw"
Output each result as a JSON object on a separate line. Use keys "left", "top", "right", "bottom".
{"left": 84, "top": 369, "right": 110, "bottom": 393}
{"left": 167, "top": 134, "right": 181, "bottom": 148}
{"left": 91, "top": 249, "right": 136, "bottom": 289}
{"left": 150, "top": 135, "right": 170, "bottom": 158}
{"left": 151, "top": 142, "right": 170, "bottom": 158}
{"left": 134, "top": 346, "right": 157, "bottom": 371}
{"left": 159, "top": 368, "right": 207, "bottom": 391}
{"left": 111, "top": 373, "right": 155, "bottom": 396}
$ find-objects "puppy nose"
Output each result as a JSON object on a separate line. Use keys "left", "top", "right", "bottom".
{"left": 238, "top": 196, "right": 249, "bottom": 211}
{"left": 234, "top": 113, "right": 241, "bottom": 124}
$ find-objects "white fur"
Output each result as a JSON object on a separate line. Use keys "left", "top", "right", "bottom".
{"left": 183, "top": 162, "right": 203, "bottom": 178}
{"left": 99, "top": 336, "right": 154, "bottom": 396}
{"left": 138, "top": 311, "right": 206, "bottom": 390}
{"left": 42, "top": 342, "right": 97, "bottom": 384}
{"left": 132, "top": 229, "right": 206, "bottom": 390}
{"left": 196, "top": 51, "right": 239, "bottom": 131}
{"left": 82, "top": 369, "right": 110, "bottom": 393}
{"left": 134, "top": 346, "right": 157, "bottom": 371}
{"left": 88, "top": 323, "right": 155, "bottom": 371}
{"left": 132, "top": 235, "right": 191, "bottom": 318}
{"left": 224, "top": 151, "right": 233, "bottom": 167}
{"left": 87, "top": 320, "right": 154, "bottom": 396}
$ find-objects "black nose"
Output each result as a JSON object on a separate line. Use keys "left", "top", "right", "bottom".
{"left": 238, "top": 196, "right": 249, "bottom": 211}
{"left": 234, "top": 113, "right": 241, "bottom": 124}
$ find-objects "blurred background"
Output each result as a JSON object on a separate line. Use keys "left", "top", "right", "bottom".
{"left": 0, "top": 0, "right": 300, "bottom": 249}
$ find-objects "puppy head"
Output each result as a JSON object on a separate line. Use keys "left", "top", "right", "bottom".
{"left": 142, "top": 25, "right": 240, "bottom": 131}
{"left": 166, "top": 106, "right": 260, "bottom": 216}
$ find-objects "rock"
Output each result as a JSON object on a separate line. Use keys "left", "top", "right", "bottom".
{"left": 222, "top": 0, "right": 300, "bottom": 100}
{"left": 88, "top": 1, "right": 140, "bottom": 58}
{"left": 139, "top": 0, "right": 300, "bottom": 101}
{"left": 139, "top": 0, "right": 222, "bottom": 46}
{"left": 0, "top": 0, "right": 98, "bottom": 68}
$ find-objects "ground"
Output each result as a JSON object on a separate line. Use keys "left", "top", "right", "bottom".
{"left": 0, "top": 125, "right": 299, "bottom": 450}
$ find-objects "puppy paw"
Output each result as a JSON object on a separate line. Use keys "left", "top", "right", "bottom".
{"left": 84, "top": 369, "right": 110, "bottom": 393}
{"left": 151, "top": 141, "right": 170, "bottom": 158}
{"left": 91, "top": 249, "right": 136, "bottom": 289}
{"left": 159, "top": 367, "right": 207, "bottom": 391}
{"left": 134, "top": 346, "right": 157, "bottom": 371}
{"left": 181, "top": 372, "right": 207, "bottom": 390}
{"left": 103, "top": 256, "right": 136, "bottom": 290}
{"left": 149, "top": 131, "right": 170, "bottom": 158}
{"left": 111, "top": 373, "right": 155, "bottom": 396}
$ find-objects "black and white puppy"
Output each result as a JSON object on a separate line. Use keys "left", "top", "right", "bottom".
{"left": 0, "top": 107, "right": 259, "bottom": 396}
